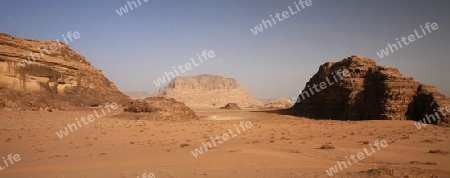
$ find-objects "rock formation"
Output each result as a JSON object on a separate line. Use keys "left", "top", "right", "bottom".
{"left": 259, "top": 98, "right": 292, "bottom": 109}
{"left": 153, "top": 74, "right": 263, "bottom": 108}
{"left": 290, "top": 55, "right": 450, "bottom": 125}
{"left": 123, "top": 97, "right": 198, "bottom": 120}
{"left": 0, "top": 33, "right": 131, "bottom": 110}
{"left": 124, "top": 91, "right": 151, "bottom": 99}
{"left": 220, "top": 103, "right": 241, "bottom": 110}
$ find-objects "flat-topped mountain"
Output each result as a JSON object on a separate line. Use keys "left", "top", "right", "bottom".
{"left": 153, "top": 74, "right": 263, "bottom": 108}
{"left": 290, "top": 55, "right": 450, "bottom": 125}
{"left": 124, "top": 91, "right": 151, "bottom": 99}
{"left": 0, "top": 33, "right": 131, "bottom": 110}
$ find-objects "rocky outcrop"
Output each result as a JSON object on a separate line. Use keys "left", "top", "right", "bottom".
{"left": 220, "top": 103, "right": 241, "bottom": 110}
{"left": 0, "top": 33, "right": 131, "bottom": 110}
{"left": 290, "top": 55, "right": 450, "bottom": 124}
{"left": 153, "top": 74, "right": 263, "bottom": 108}
{"left": 123, "top": 97, "right": 198, "bottom": 120}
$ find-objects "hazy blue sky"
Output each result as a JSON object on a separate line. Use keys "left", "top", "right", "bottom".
{"left": 1, "top": 0, "right": 449, "bottom": 99}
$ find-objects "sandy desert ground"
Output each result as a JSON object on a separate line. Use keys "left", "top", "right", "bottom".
{"left": 0, "top": 108, "right": 449, "bottom": 178}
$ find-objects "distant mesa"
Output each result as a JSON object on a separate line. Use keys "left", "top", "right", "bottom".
{"left": 220, "top": 103, "right": 241, "bottom": 110}
{"left": 123, "top": 97, "right": 198, "bottom": 120}
{"left": 153, "top": 74, "right": 263, "bottom": 108}
{"left": 290, "top": 55, "right": 450, "bottom": 125}
{"left": 124, "top": 91, "right": 151, "bottom": 99}
{"left": 0, "top": 33, "right": 131, "bottom": 110}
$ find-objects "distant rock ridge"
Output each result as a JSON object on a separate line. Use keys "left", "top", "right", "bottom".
{"left": 290, "top": 55, "right": 450, "bottom": 125}
{"left": 0, "top": 33, "right": 131, "bottom": 110}
{"left": 260, "top": 98, "right": 292, "bottom": 109}
{"left": 153, "top": 74, "right": 263, "bottom": 108}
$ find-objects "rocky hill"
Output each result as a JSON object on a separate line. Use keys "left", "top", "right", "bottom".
{"left": 153, "top": 74, "right": 263, "bottom": 108}
{"left": 290, "top": 55, "right": 450, "bottom": 125}
{"left": 0, "top": 33, "right": 131, "bottom": 110}
{"left": 122, "top": 97, "right": 198, "bottom": 121}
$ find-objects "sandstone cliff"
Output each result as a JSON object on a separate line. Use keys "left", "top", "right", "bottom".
{"left": 290, "top": 55, "right": 450, "bottom": 124}
{"left": 0, "top": 33, "right": 131, "bottom": 110}
{"left": 153, "top": 75, "right": 263, "bottom": 108}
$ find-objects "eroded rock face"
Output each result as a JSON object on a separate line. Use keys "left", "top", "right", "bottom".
{"left": 123, "top": 97, "right": 198, "bottom": 120}
{"left": 153, "top": 74, "right": 263, "bottom": 108}
{"left": 0, "top": 33, "right": 131, "bottom": 110}
{"left": 290, "top": 55, "right": 450, "bottom": 124}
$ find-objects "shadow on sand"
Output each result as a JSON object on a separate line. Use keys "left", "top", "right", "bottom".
{"left": 248, "top": 108, "right": 333, "bottom": 120}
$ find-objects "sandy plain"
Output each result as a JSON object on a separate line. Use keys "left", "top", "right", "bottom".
{"left": 0, "top": 108, "right": 449, "bottom": 178}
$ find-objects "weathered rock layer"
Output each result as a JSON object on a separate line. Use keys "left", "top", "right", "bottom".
{"left": 0, "top": 33, "right": 130, "bottom": 110}
{"left": 290, "top": 55, "right": 450, "bottom": 124}
{"left": 153, "top": 74, "right": 263, "bottom": 108}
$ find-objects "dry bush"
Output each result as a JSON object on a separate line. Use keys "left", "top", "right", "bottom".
{"left": 319, "top": 142, "right": 335, "bottom": 149}
{"left": 429, "top": 149, "right": 447, "bottom": 154}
